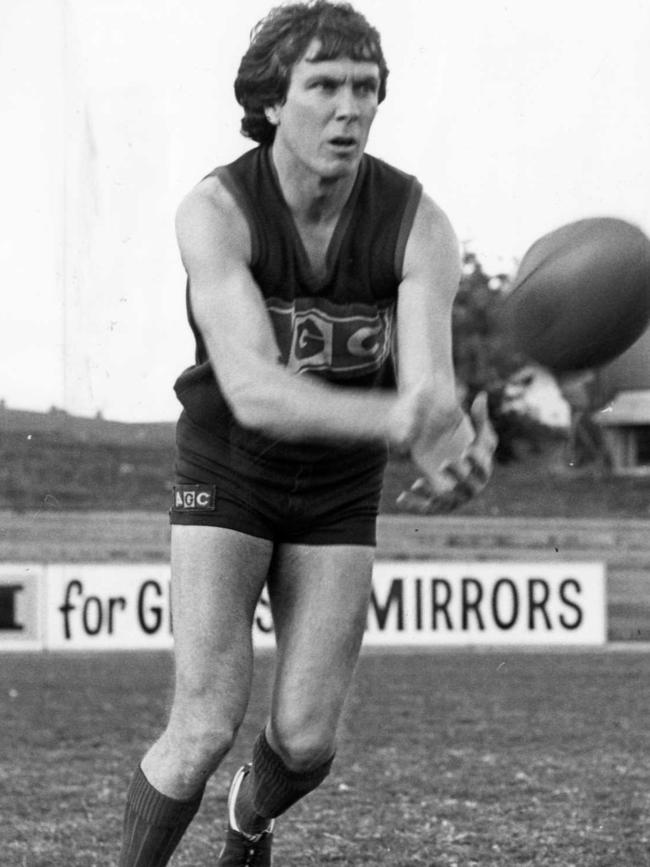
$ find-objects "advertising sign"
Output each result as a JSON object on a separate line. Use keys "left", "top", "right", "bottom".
{"left": 367, "top": 561, "right": 606, "bottom": 646}
{"left": 0, "top": 565, "right": 44, "bottom": 650}
{"left": 1, "top": 560, "right": 606, "bottom": 650}
{"left": 46, "top": 564, "right": 174, "bottom": 650}
{"left": 45, "top": 564, "right": 277, "bottom": 651}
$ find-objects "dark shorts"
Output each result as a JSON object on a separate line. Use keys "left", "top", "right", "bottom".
{"left": 169, "top": 411, "right": 387, "bottom": 546}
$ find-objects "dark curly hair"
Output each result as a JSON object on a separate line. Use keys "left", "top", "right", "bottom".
{"left": 234, "top": 1, "right": 389, "bottom": 145}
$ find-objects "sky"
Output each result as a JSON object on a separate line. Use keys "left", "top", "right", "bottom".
{"left": 1, "top": 0, "right": 649, "bottom": 421}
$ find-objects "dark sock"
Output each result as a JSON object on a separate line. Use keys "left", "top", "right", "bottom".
{"left": 118, "top": 765, "right": 204, "bottom": 867}
{"left": 238, "top": 729, "right": 333, "bottom": 825}
{"left": 235, "top": 770, "right": 275, "bottom": 838}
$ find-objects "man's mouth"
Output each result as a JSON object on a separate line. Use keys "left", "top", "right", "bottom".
{"left": 328, "top": 136, "right": 357, "bottom": 150}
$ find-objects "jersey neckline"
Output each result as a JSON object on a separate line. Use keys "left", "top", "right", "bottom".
{"left": 263, "top": 146, "right": 367, "bottom": 291}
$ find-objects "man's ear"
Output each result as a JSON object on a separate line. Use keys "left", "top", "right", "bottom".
{"left": 265, "top": 105, "right": 281, "bottom": 126}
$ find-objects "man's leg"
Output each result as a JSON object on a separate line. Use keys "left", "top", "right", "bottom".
{"left": 119, "top": 525, "right": 273, "bottom": 867}
{"left": 232, "top": 544, "right": 375, "bottom": 833}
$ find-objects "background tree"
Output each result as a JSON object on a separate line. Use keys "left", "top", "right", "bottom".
{"left": 452, "top": 250, "right": 550, "bottom": 463}
{"left": 452, "top": 250, "right": 521, "bottom": 393}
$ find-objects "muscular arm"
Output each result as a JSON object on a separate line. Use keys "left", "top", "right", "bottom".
{"left": 175, "top": 177, "right": 411, "bottom": 446}
{"left": 396, "top": 192, "right": 496, "bottom": 510}
{"left": 397, "top": 193, "right": 464, "bottom": 435}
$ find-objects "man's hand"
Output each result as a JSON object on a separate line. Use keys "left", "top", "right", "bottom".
{"left": 396, "top": 392, "right": 497, "bottom": 514}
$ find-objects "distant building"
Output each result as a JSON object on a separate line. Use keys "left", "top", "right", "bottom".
{"left": 593, "top": 329, "right": 650, "bottom": 475}
{"left": 502, "top": 365, "right": 571, "bottom": 430}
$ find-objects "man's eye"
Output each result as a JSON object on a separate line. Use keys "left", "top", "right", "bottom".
{"left": 309, "top": 79, "right": 335, "bottom": 91}
{"left": 356, "top": 82, "right": 378, "bottom": 96}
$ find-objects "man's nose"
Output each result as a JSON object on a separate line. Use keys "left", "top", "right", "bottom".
{"left": 335, "top": 84, "right": 360, "bottom": 119}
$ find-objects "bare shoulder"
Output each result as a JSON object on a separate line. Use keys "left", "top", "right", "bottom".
{"left": 175, "top": 172, "right": 250, "bottom": 264}
{"left": 408, "top": 190, "right": 460, "bottom": 266}
{"left": 404, "top": 192, "right": 460, "bottom": 279}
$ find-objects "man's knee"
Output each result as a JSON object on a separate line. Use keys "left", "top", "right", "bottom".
{"left": 268, "top": 714, "right": 336, "bottom": 772}
{"left": 168, "top": 696, "right": 241, "bottom": 771}
{"left": 188, "top": 718, "right": 238, "bottom": 769}
{"left": 249, "top": 727, "right": 335, "bottom": 819}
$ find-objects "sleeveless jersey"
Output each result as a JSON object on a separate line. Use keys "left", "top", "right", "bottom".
{"left": 174, "top": 145, "right": 422, "bottom": 465}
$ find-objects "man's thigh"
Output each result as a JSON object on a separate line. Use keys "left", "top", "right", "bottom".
{"left": 267, "top": 543, "right": 375, "bottom": 738}
{"left": 170, "top": 525, "right": 274, "bottom": 701}
{"left": 140, "top": 526, "right": 274, "bottom": 795}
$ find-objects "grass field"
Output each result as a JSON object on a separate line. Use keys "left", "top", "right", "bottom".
{"left": 3, "top": 649, "right": 650, "bottom": 866}
{"left": 4, "top": 491, "right": 650, "bottom": 865}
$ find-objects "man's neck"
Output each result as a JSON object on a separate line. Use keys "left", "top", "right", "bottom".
{"left": 270, "top": 143, "right": 359, "bottom": 225}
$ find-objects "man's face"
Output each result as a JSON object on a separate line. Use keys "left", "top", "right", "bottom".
{"left": 269, "top": 39, "right": 380, "bottom": 180}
